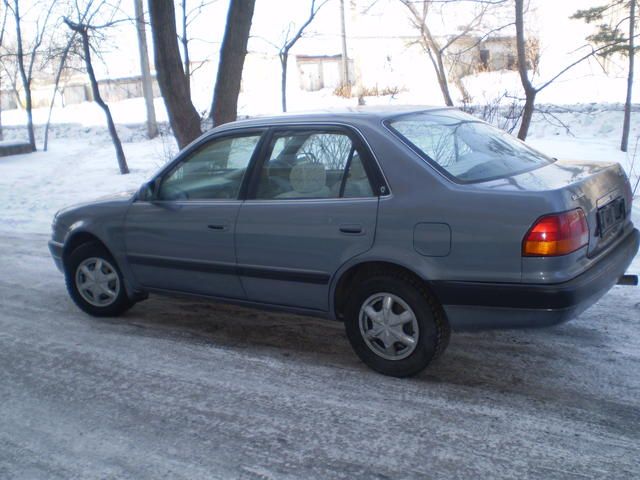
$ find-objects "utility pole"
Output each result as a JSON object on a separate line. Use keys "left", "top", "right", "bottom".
{"left": 350, "top": 0, "right": 365, "bottom": 105}
{"left": 134, "top": 0, "right": 158, "bottom": 138}
{"left": 621, "top": 0, "right": 636, "bottom": 152}
{"left": 339, "top": 0, "right": 349, "bottom": 86}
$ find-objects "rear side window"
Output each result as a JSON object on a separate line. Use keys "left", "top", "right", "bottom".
{"left": 255, "top": 130, "right": 374, "bottom": 199}
{"left": 386, "top": 110, "right": 553, "bottom": 183}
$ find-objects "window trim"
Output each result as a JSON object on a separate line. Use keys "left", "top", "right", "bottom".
{"left": 245, "top": 124, "right": 383, "bottom": 201}
{"left": 146, "top": 128, "right": 268, "bottom": 203}
{"left": 338, "top": 145, "right": 356, "bottom": 198}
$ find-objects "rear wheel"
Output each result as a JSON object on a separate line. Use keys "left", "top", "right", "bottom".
{"left": 65, "top": 241, "right": 134, "bottom": 317}
{"left": 344, "top": 270, "right": 449, "bottom": 377}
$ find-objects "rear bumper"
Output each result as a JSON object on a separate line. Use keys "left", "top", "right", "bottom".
{"left": 48, "top": 240, "right": 64, "bottom": 272}
{"left": 433, "top": 228, "right": 639, "bottom": 330}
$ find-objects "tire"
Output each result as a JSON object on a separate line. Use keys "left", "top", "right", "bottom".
{"left": 344, "top": 269, "right": 450, "bottom": 377}
{"left": 64, "top": 241, "right": 134, "bottom": 317}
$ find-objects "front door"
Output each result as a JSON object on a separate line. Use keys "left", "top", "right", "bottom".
{"left": 235, "top": 127, "right": 381, "bottom": 312}
{"left": 124, "top": 131, "right": 264, "bottom": 299}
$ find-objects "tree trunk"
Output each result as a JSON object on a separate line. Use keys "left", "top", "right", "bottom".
{"left": 518, "top": 90, "right": 536, "bottom": 141}
{"left": 79, "top": 28, "right": 129, "bottom": 174}
{"left": 135, "top": 0, "right": 158, "bottom": 139}
{"left": 148, "top": 0, "right": 201, "bottom": 149}
{"left": 280, "top": 52, "right": 288, "bottom": 112}
{"left": 434, "top": 52, "right": 453, "bottom": 106}
{"left": 210, "top": 0, "right": 256, "bottom": 126}
{"left": 515, "top": 0, "right": 537, "bottom": 140}
{"left": 23, "top": 88, "right": 34, "bottom": 149}
{"left": 420, "top": 20, "right": 453, "bottom": 107}
{"left": 44, "top": 38, "right": 74, "bottom": 151}
{"left": 181, "top": 0, "right": 191, "bottom": 99}
{"left": 621, "top": 0, "right": 635, "bottom": 152}
{"left": 12, "top": 1, "right": 35, "bottom": 151}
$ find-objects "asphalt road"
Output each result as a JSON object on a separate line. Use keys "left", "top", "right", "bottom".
{"left": 1, "top": 231, "right": 639, "bottom": 479}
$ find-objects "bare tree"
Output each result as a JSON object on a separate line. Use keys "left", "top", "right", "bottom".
{"left": 148, "top": 0, "right": 201, "bottom": 148}
{"left": 43, "top": 29, "right": 76, "bottom": 151}
{"left": 0, "top": 47, "right": 20, "bottom": 109}
{"left": 4, "top": 0, "right": 56, "bottom": 151}
{"left": 180, "top": 0, "right": 191, "bottom": 98}
{"left": 134, "top": 0, "right": 158, "bottom": 139}
{"left": 41, "top": 3, "right": 85, "bottom": 151}
{"left": 64, "top": 6, "right": 129, "bottom": 174}
{"left": 514, "top": 0, "right": 537, "bottom": 139}
{"left": 623, "top": 1, "right": 636, "bottom": 151}
{"left": 177, "top": 0, "right": 216, "bottom": 98}
{"left": 0, "top": 6, "right": 8, "bottom": 141}
{"left": 398, "top": 0, "right": 498, "bottom": 107}
{"left": 573, "top": 1, "right": 638, "bottom": 151}
{"left": 278, "top": 0, "right": 328, "bottom": 112}
{"left": 210, "top": 0, "right": 256, "bottom": 126}
{"left": 515, "top": 0, "right": 632, "bottom": 140}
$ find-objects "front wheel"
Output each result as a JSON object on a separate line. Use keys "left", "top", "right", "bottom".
{"left": 344, "top": 270, "right": 450, "bottom": 377}
{"left": 64, "top": 241, "right": 134, "bottom": 317}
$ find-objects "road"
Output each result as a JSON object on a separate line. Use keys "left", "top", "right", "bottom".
{"left": 1, "top": 230, "right": 639, "bottom": 479}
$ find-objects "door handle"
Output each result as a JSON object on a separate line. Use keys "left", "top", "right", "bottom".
{"left": 339, "top": 224, "right": 364, "bottom": 235}
{"left": 207, "top": 224, "right": 229, "bottom": 231}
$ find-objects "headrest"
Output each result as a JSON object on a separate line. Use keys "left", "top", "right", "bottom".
{"left": 289, "top": 161, "right": 327, "bottom": 193}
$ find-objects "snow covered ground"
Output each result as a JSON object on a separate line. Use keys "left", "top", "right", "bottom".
{"left": 0, "top": 96, "right": 639, "bottom": 478}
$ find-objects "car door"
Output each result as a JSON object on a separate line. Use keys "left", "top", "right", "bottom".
{"left": 235, "top": 126, "right": 383, "bottom": 312}
{"left": 124, "top": 130, "right": 264, "bottom": 299}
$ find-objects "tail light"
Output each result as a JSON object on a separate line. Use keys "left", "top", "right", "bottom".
{"left": 523, "top": 209, "right": 589, "bottom": 257}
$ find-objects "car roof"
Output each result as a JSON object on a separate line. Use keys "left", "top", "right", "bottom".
{"left": 212, "top": 105, "right": 450, "bottom": 132}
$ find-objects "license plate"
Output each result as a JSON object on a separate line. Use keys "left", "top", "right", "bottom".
{"left": 597, "top": 197, "right": 625, "bottom": 236}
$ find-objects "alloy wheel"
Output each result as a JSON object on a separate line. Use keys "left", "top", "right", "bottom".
{"left": 358, "top": 292, "right": 419, "bottom": 361}
{"left": 75, "top": 257, "right": 120, "bottom": 307}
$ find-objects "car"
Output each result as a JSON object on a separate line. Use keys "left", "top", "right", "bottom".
{"left": 48, "top": 106, "right": 639, "bottom": 377}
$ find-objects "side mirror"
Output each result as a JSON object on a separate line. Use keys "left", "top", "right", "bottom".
{"left": 137, "top": 180, "right": 156, "bottom": 202}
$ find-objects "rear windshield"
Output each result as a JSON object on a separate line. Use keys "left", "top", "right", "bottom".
{"left": 386, "top": 109, "right": 553, "bottom": 183}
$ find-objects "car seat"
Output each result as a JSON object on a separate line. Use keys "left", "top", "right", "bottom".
{"left": 276, "top": 161, "right": 330, "bottom": 198}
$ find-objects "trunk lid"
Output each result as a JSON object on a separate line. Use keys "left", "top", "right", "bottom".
{"left": 476, "top": 159, "right": 634, "bottom": 256}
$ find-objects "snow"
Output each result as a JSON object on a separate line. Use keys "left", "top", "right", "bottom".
{"left": 2, "top": 98, "right": 171, "bottom": 129}
{"left": 0, "top": 124, "right": 167, "bottom": 234}
{"left": 462, "top": 70, "right": 640, "bottom": 107}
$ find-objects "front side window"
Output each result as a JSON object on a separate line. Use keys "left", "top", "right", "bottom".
{"left": 387, "top": 110, "right": 553, "bottom": 183}
{"left": 255, "top": 130, "right": 374, "bottom": 199}
{"left": 158, "top": 134, "right": 261, "bottom": 200}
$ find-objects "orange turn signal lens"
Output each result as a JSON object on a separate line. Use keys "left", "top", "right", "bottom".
{"left": 523, "top": 209, "right": 589, "bottom": 257}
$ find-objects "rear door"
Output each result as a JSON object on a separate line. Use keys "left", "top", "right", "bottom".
{"left": 124, "top": 130, "right": 264, "bottom": 299}
{"left": 235, "top": 126, "right": 383, "bottom": 312}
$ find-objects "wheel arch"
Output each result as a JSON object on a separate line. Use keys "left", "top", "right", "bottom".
{"left": 62, "top": 228, "right": 144, "bottom": 301}
{"left": 62, "top": 230, "right": 113, "bottom": 266}
{"left": 331, "top": 259, "right": 443, "bottom": 321}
